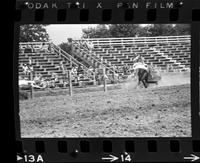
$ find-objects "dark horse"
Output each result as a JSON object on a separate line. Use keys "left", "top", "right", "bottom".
{"left": 137, "top": 68, "right": 149, "bottom": 88}
{"left": 137, "top": 68, "right": 159, "bottom": 88}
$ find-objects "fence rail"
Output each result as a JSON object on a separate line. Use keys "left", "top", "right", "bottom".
{"left": 78, "top": 35, "right": 191, "bottom": 46}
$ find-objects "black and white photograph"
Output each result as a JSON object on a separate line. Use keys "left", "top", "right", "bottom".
{"left": 18, "top": 24, "right": 191, "bottom": 137}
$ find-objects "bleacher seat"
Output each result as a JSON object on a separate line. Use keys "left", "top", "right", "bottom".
{"left": 19, "top": 36, "right": 191, "bottom": 80}
{"left": 19, "top": 43, "right": 72, "bottom": 78}
{"left": 75, "top": 35, "right": 190, "bottom": 72}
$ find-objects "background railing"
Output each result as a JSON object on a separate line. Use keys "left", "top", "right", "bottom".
{"left": 77, "top": 35, "right": 191, "bottom": 46}
{"left": 72, "top": 40, "right": 116, "bottom": 74}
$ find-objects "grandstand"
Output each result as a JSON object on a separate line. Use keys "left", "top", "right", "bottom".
{"left": 19, "top": 35, "right": 190, "bottom": 81}
{"left": 19, "top": 42, "right": 94, "bottom": 83}
{"left": 73, "top": 35, "right": 190, "bottom": 72}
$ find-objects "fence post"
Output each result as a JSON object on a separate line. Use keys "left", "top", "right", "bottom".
{"left": 70, "top": 58, "right": 72, "bottom": 67}
{"left": 68, "top": 70, "right": 73, "bottom": 96}
{"left": 112, "top": 66, "right": 115, "bottom": 83}
{"left": 30, "top": 71, "right": 34, "bottom": 99}
{"left": 166, "top": 64, "right": 169, "bottom": 72}
{"left": 93, "top": 68, "right": 96, "bottom": 85}
{"left": 103, "top": 67, "right": 107, "bottom": 92}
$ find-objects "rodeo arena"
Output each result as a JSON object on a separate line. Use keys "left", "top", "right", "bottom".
{"left": 19, "top": 30, "right": 191, "bottom": 137}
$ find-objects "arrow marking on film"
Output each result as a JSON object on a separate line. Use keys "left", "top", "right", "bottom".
{"left": 184, "top": 154, "right": 199, "bottom": 162}
{"left": 17, "top": 155, "right": 23, "bottom": 161}
{"left": 102, "top": 154, "right": 119, "bottom": 162}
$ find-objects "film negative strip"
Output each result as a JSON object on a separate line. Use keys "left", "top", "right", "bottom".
{"left": 14, "top": 0, "right": 200, "bottom": 162}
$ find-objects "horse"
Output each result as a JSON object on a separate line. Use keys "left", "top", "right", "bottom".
{"left": 137, "top": 68, "right": 149, "bottom": 88}
{"left": 132, "top": 63, "right": 161, "bottom": 88}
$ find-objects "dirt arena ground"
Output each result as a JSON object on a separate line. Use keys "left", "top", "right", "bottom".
{"left": 19, "top": 72, "right": 191, "bottom": 137}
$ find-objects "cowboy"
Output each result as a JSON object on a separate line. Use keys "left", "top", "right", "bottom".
{"left": 132, "top": 57, "right": 149, "bottom": 88}
{"left": 132, "top": 58, "right": 148, "bottom": 71}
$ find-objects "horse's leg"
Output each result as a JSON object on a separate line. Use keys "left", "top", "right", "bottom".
{"left": 137, "top": 71, "right": 141, "bottom": 86}
{"left": 140, "top": 70, "right": 148, "bottom": 88}
{"left": 141, "top": 72, "right": 147, "bottom": 88}
{"left": 142, "top": 80, "right": 147, "bottom": 88}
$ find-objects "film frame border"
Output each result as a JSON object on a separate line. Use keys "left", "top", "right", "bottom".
{"left": 14, "top": 0, "right": 200, "bottom": 162}
{"left": 15, "top": 0, "right": 200, "bottom": 23}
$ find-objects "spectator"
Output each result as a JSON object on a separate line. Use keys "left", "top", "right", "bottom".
{"left": 80, "top": 65, "right": 84, "bottom": 75}
{"left": 41, "top": 43, "right": 50, "bottom": 53}
{"left": 96, "top": 73, "right": 102, "bottom": 85}
{"left": 48, "top": 43, "right": 53, "bottom": 53}
{"left": 22, "top": 64, "right": 29, "bottom": 75}
{"left": 57, "top": 61, "right": 67, "bottom": 73}
{"left": 33, "top": 73, "right": 42, "bottom": 85}
{"left": 28, "top": 65, "right": 33, "bottom": 74}
{"left": 82, "top": 40, "right": 88, "bottom": 49}
{"left": 49, "top": 72, "right": 58, "bottom": 88}
{"left": 27, "top": 57, "right": 34, "bottom": 73}
{"left": 87, "top": 66, "right": 93, "bottom": 76}
{"left": 71, "top": 67, "right": 75, "bottom": 76}
{"left": 77, "top": 65, "right": 84, "bottom": 77}
{"left": 52, "top": 73, "right": 59, "bottom": 83}
{"left": 40, "top": 77, "right": 47, "bottom": 89}
{"left": 71, "top": 66, "right": 78, "bottom": 80}
{"left": 86, "top": 41, "right": 94, "bottom": 53}
{"left": 28, "top": 57, "right": 33, "bottom": 65}
{"left": 42, "top": 43, "right": 46, "bottom": 52}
